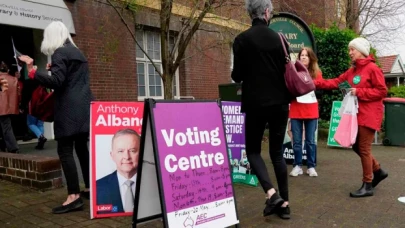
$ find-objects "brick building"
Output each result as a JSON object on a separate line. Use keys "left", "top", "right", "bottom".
{"left": 0, "top": 0, "right": 353, "bottom": 140}
{"left": 67, "top": 0, "right": 354, "bottom": 101}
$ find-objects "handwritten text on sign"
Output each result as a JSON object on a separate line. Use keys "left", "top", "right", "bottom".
{"left": 160, "top": 127, "right": 232, "bottom": 210}
{"left": 162, "top": 127, "right": 224, "bottom": 172}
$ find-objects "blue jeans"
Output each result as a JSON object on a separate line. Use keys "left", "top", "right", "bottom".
{"left": 27, "top": 114, "right": 44, "bottom": 138}
{"left": 291, "top": 119, "right": 317, "bottom": 168}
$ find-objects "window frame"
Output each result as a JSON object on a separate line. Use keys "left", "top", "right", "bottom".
{"left": 136, "top": 29, "right": 180, "bottom": 100}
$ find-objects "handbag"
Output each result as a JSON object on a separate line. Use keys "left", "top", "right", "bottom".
{"left": 30, "top": 85, "right": 54, "bottom": 122}
{"left": 278, "top": 33, "right": 315, "bottom": 97}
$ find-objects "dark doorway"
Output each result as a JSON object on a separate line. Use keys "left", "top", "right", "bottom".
{"left": 0, "top": 24, "right": 35, "bottom": 141}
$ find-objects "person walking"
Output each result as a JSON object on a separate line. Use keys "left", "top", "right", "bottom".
{"left": 19, "top": 21, "right": 93, "bottom": 213}
{"left": 315, "top": 37, "right": 388, "bottom": 197}
{"left": 232, "top": 0, "right": 291, "bottom": 219}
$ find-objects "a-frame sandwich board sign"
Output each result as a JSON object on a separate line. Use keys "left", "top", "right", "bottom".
{"left": 132, "top": 98, "right": 240, "bottom": 228}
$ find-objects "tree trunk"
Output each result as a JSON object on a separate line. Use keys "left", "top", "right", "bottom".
{"left": 163, "top": 72, "right": 174, "bottom": 100}
{"left": 346, "top": 0, "right": 356, "bottom": 30}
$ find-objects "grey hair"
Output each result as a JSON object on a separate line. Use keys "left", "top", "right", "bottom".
{"left": 245, "top": 0, "right": 273, "bottom": 20}
{"left": 112, "top": 128, "right": 140, "bottom": 147}
{"left": 40, "top": 21, "right": 77, "bottom": 56}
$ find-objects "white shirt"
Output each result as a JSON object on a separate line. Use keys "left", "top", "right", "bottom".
{"left": 117, "top": 172, "right": 137, "bottom": 208}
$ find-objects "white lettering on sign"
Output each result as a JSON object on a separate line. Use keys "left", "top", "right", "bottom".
{"left": 94, "top": 104, "right": 142, "bottom": 127}
{"left": 161, "top": 127, "right": 221, "bottom": 147}
{"left": 221, "top": 105, "right": 241, "bottom": 115}
{"left": 223, "top": 115, "right": 244, "bottom": 125}
{"left": 284, "top": 33, "right": 298, "bottom": 40}
{"left": 95, "top": 114, "right": 142, "bottom": 127}
{"left": 96, "top": 104, "right": 139, "bottom": 115}
{"left": 164, "top": 151, "right": 225, "bottom": 173}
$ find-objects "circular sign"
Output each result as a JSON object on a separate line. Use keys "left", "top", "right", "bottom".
{"left": 269, "top": 12, "right": 316, "bottom": 54}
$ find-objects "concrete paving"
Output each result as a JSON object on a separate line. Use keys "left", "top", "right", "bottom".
{"left": 0, "top": 140, "right": 404, "bottom": 227}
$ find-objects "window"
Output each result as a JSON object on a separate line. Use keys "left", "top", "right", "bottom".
{"left": 136, "top": 30, "right": 179, "bottom": 99}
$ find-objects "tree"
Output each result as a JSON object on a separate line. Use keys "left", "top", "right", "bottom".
{"left": 342, "top": 0, "right": 405, "bottom": 45}
{"left": 104, "top": 0, "right": 246, "bottom": 99}
{"left": 278, "top": 0, "right": 405, "bottom": 52}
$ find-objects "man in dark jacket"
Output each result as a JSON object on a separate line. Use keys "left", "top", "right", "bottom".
{"left": 231, "top": 0, "right": 291, "bottom": 220}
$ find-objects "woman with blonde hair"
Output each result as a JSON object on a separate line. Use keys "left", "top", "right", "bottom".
{"left": 19, "top": 21, "right": 93, "bottom": 213}
{"left": 289, "top": 47, "right": 322, "bottom": 177}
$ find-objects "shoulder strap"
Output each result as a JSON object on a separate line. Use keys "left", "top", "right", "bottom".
{"left": 278, "top": 33, "right": 289, "bottom": 56}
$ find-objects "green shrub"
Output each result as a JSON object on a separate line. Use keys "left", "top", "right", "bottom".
{"left": 388, "top": 85, "right": 405, "bottom": 98}
{"left": 318, "top": 119, "right": 330, "bottom": 129}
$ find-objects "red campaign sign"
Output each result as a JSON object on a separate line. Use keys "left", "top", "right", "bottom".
{"left": 90, "top": 101, "right": 144, "bottom": 219}
{"left": 90, "top": 102, "right": 143, "bottom": 135}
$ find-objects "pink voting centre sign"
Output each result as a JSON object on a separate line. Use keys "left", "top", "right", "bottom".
{"left": 133, "top": 100, "right": 239, "bottom": 228}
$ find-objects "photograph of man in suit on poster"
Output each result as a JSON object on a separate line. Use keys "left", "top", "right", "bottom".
{"left": 96, "top": 128, "right": 140, "bottom": 214}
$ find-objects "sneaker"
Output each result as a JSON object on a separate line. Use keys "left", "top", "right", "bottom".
{"left": 289, "top": 166, "right": 303, "bottom": 177}
{"left": 307, "top": 168, "right": 318, "bottom": 177}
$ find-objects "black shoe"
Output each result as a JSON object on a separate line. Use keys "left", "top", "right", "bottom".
{"left": 80, "top": 191, "right": 90, "bottom": 200}
{"left": 277, "top": 205, "right": 291, "bottom": 219}
{"left": 263, "top": 193, "right": 284, "bottom": 217}
{"left": 52, "top": 198, "right": 84, "bottom": 214}
{"left": 35, "top": 136, "right": 47, "bottom": 150}
{"left": 350, "top": 182, "right": 374, "bottom": 198}
{"left": 372, "top": 168, "right": 388, "bottom": 188}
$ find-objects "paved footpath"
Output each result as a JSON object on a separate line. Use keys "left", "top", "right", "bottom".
{"left": 1, "top": 140, "right": 405, "bottom": 227}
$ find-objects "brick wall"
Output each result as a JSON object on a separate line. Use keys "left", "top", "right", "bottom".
{"left": 180, "top": 29, "right": 232, "bottom": 99}
{"left": 65, "top": 0, "right": 138, "bottom": 101}
{"left": 62, "top": 0, "right": 349, "bottom": 102}
{"left": 279, "top": 0, "right": 328, "bottom": 28}
{"left": 0, "top": 153, "right": 63, "bottom": 191}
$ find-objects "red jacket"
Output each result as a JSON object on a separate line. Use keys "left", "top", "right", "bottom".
{"left": 289, "top": 71, "right": 323, "bottom": 119}
{"left": 315, "top": 56, "right": 387, "bottom": 131}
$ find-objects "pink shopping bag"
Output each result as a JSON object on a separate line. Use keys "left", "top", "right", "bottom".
{"left": 334, "top": 93, "right": 358, "bottom": 147}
